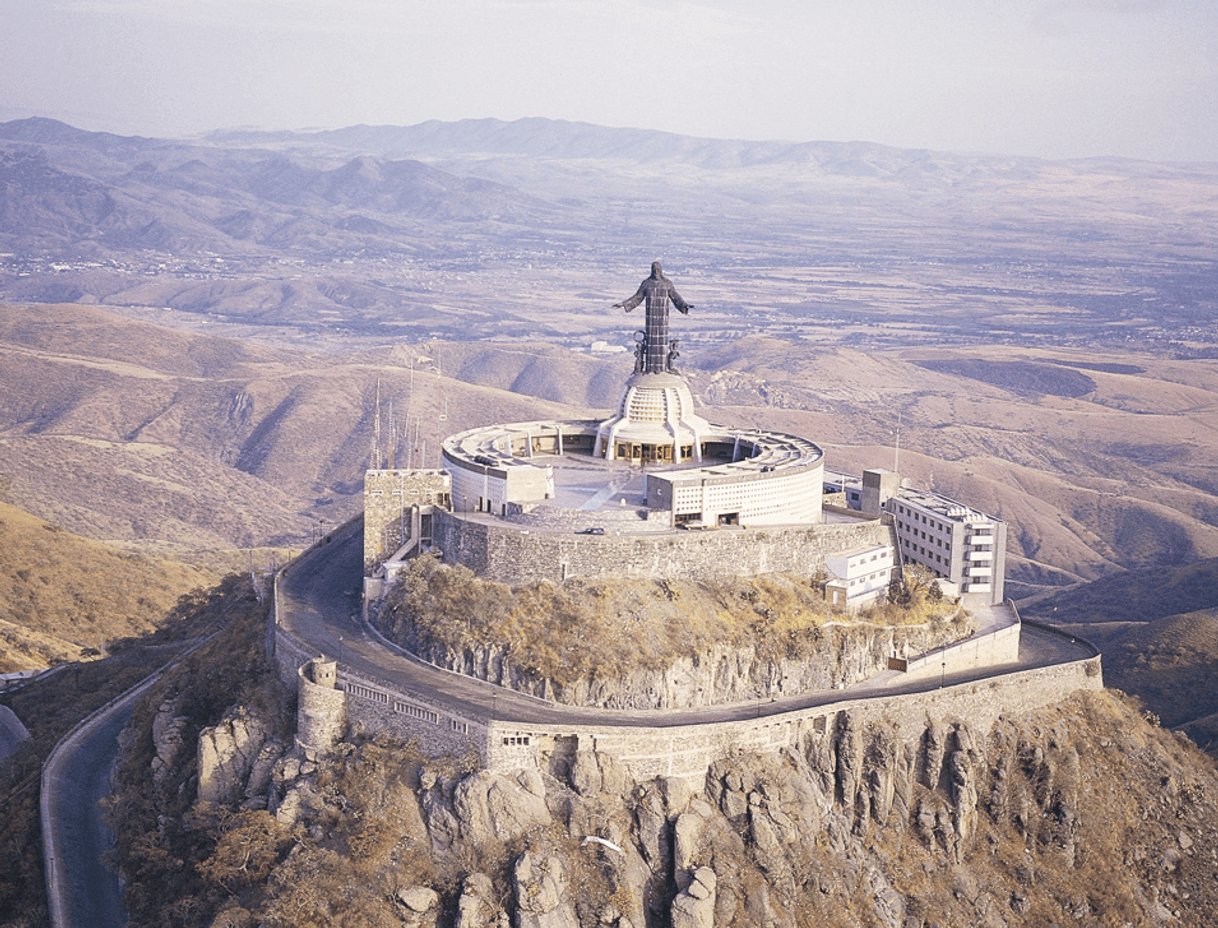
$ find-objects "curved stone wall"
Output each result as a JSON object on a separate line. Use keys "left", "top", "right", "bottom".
{"left": 273, "top": 541, "right": 1103, "bottom": 785}
{"left": 296, "top": 659, "right": 345, "bottom": 754}
{"left": 433, "top": 511, "right": 893, "bottom": 585}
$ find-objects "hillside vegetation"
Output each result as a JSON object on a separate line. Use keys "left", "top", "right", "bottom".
{"left": 101, "top": 610, "right": 1218, "bottom": 928}
{"left": 0, "top": 500, "right": 212, "bottom": 671}
{"left": 1022, "top": 559, "right": 1218, "bottom": 759}
{"left": 374, "top": 556, "right": 965, "bottom": 707}
{"left": 0, "top": 574, "right": 258, "bottom": 926}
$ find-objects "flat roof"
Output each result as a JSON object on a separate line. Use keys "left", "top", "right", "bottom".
{"left": 895, "top": 487, "right": 1002, "bottom": 525}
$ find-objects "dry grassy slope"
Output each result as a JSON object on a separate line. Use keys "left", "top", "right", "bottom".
{"left": 1020, "top": 560, "right": 1218, "bottom": 752}
{"left": 405, "top": 341, "right": 626, "bottom": 411}
{"left": 0, "top": 500, "right": 211, "bottom": 671}
{"left": 0, "top": 304, "right": 603, "bottom": 555}
{"left": 3, "top": 302, "right": 1216, "bottom": 603}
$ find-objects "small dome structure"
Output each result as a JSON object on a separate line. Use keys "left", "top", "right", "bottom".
{"left": 593, "top": 371, "right": 710, "bottom": 463}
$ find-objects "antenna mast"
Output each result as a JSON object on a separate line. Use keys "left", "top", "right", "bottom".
{"left": 387, "top": 399, "right": 397, "bottom": 470}
{"left": 371, "top": 378, "right": 382, "bottom": 470}
{"left": 893, "top": 411, "right": 901, "bottom": 474}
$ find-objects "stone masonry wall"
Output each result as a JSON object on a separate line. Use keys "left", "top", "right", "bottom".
{"left": 297, "top": 660, "right": 345, "bottom": 754}
{"left": 434, "top": 512, "right": 893, "bottom": 585}
{"left": 485, "top": 657, "right": 1104, "bottom": 784}
{"left": 273, "top": 566, "right": 1101, "bottom": 788}
{"left": 364, "top": 469, "right": 451, "bottom": 571}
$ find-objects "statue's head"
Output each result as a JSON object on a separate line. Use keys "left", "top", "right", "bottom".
{"left": 651, "top": 261, "right": 663, "bottom": 279}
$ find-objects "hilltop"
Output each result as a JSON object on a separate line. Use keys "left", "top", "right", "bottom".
{"left": 100, "top": 598, "right": 1218, "bottom": 928}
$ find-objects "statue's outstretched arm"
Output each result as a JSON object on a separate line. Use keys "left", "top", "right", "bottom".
{"left": 613, "top": 285, "right": 646, "bottom": 312}
{"left": 669, "top": 287, "right": 693, "bottom": 315}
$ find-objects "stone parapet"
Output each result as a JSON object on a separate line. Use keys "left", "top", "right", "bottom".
{"left": 273, "top": 549, "right": 1102, "bottom": 786}
{"left": 484, "top": 657, "right": 1104, "bottom": 784}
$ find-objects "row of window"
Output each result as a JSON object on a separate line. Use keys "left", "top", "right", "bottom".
{"left": 848, "top": 569, "right": 892, "bottom": 588}
{"left": 394, "top": 700, "right": 439, "bottom": 724}
{"left": 346, "top": 682, "right": 388, "bottom": 704}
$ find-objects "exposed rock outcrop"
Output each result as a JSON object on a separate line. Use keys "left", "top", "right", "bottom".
{"left": 455, "top": 873, "right": 508, "bottom": 928}
{"left": 117, "top": 662, "right": 1218, "bottom": 928}
{"left": 375, "top": 584, "right": 974, "bottom": 706}
{"left": 396, "top": 886, "right": 440, "bottom": 928}
{"left": 454, "top": 768, "right": 551, "bottom": 842}
{"left": 514, "top": 851, "right": 578, "bottom": 928}
{"left": 397, "top": 619, "right": 973, "bottom": 710}
{"left": 196, "top": 707, "right": 270, "bottom": 804}
{"left": 670, "top": 866, "right": 716, "bottom": 928}
{"left": 150, "top": 697, "right": 189, "bottom": 786}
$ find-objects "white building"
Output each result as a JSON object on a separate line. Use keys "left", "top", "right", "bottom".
{"left": 888, "top": 489, "right": 1007, "bottom": 605}
{"left": 824, "top": 543, "right": 896, "bottom": 609}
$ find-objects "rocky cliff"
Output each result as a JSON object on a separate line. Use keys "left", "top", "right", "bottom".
{"left": 373, "top": 562, "right": 973, "bottom": 709}
{"left": 407, "top": 619, "right": 972, "bottom": 709}
{"left": 112, "top": 683, "right": 1218, "bottom": 928}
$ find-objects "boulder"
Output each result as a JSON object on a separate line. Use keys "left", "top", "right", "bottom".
{"left": 150, "top": 703, "right": 190, "bottom": 786}
{"left": 454, "top": 770, "right": 551, "bottom": 844}
{"left": 197, "top": 708, "right": 269, "bottom": 804}
{"left": 673, "top": 810, "right": 704, "bottom": 888}
{"left": 671, "top": 867, "right": 716, "bottom": 928}
{"left": 514, "top": 851, "right": 578, "bottom": 928}
{"left": 455, "top": 873, "right": 503, "bottom": 928}
{"left": 245, "top": 740, "right": 285, "bottom": 799}
{"left": 396, "top": 886, "right": 440, "bottom": 928}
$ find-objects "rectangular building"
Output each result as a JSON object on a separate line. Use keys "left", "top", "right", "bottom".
{"left": 824, "top": 543, "right": 896, "bottom": 609}
{"left": 887, "top": 489, "right": 1007, "bottom": 605}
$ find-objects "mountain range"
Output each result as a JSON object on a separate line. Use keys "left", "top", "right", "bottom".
{"left": 1, "top": 115, "right": 1216, "bottom": 738}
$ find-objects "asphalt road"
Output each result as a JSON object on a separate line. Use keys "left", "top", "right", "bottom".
{"left": 44, "top": 701, "right": 130, "bottom": 928}
{"left": 280, "top": 518, "right": 1095, "bottom": 728}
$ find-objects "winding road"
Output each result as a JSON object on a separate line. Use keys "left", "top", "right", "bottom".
{"left": 278, "top": 518, "right": 1095, "bottom": 727}
{"left": 45, "top": 515, "right": 1094, "bottom": 928}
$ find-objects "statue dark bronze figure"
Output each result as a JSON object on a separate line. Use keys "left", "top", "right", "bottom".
{"left": 613, "top": 261, "right": 693, "bottom": 375}
{"left": 666, "top": 338, "right": 681, "bottom": 374}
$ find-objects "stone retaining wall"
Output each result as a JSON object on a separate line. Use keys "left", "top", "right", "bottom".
{"left": 273, "top": 548, "right": 1102, "bottom": 785}
{"left": 433, "top": 512, "right": 894, "bottom": 585}
{"left": 274, "top": 583, "right": 1101, "bottom": 783}
{"left": 899, "top": 622, "right": 1021, "bottom": 684}
{"left": 484, "top": 657, "right": 1104, "bottom": 783}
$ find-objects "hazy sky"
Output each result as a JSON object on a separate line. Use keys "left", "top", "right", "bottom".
{"left": 3, "top": 0, "right": 1216, "bottom": 161}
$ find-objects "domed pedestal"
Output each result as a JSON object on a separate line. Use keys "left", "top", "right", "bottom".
{"left": 593, "top": 372, "right": 710, "bottom": 463}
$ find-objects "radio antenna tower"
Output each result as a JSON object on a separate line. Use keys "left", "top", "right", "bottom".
{"left": 387, "top": 398, "right": 397, "bottom": 470}
{"left": 893, "top": 411, "right": 902, "bottom": 474}
{"left": 371, "top": 378, "right": 382, "bottom": 470}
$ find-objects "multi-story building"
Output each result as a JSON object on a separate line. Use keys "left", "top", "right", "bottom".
{"left": 824, "top": 543, "right": 896, "bottom": 608}
{"left": 887, "top": 488, "right": 1007, "bottom": 605}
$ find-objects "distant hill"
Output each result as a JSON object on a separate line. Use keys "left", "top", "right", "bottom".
{"left": 4, "top": 302, "right": 1218, "bottom": 601}
{"left": 0, "top": 500, "right": 211, "bottom": 671}
{"left": 207, "top": 116, "right": 1051, "bottom": 181}
{"left": 0, "top": 303, "right": 609, "bottom": 558}
{"left": 1022, "top": 560, "right": 1218, "bottom": 756}
{"left": 1020, "top": 558, "right": 1218, "bottom": 626}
